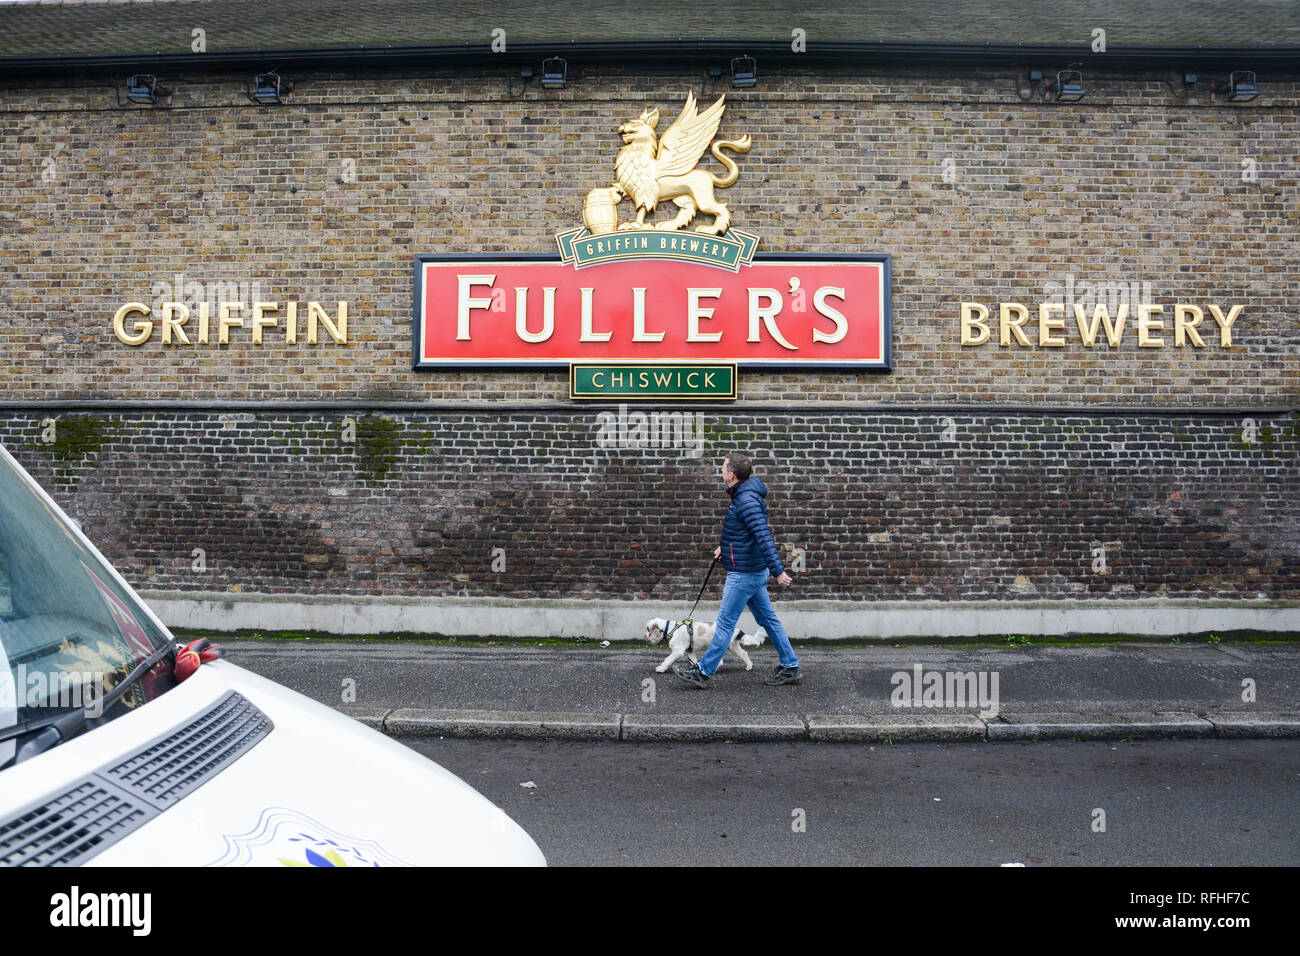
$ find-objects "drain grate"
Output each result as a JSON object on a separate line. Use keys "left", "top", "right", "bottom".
{"left": 0, "top": 691, "right": 272, "bottom": 866}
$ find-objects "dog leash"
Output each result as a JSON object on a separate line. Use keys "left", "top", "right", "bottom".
{"left": 686, "top": 556, "right": 720, "bottom": 621}
{"left": 671, "top": 556, "right": 721, "bottom": 664}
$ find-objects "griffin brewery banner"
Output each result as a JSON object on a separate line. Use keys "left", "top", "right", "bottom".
{"left": 413, "top": 92, "right": 893, "bottom": 370}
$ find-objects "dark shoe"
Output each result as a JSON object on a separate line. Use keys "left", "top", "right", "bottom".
{"left": 672, "top": 660, "right": 710, "bottom": 688}
{"left": 765, "top": 665, "right": 802, "bottom": 686}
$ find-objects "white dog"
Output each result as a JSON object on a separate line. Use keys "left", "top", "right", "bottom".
{"left": 642, "top": 617, "right": 767, "bottom": 673}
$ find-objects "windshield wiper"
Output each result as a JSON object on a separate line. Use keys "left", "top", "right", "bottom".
{"left": 0, "top": 639, "right": 176, "bottom": 761}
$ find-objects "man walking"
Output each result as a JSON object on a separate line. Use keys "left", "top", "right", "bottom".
{"left": 673, "top": 452, "right": 801, "bottom": 687}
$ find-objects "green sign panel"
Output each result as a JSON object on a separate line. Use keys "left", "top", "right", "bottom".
{"left": 556, "top": 228, "right": 759, "bottom": 271}
{"left": 570, "top": 363, "right": 737, "bottom": 401}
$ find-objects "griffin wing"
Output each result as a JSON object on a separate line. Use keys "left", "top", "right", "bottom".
{"left": 654, "top": 92, "right": 726, "bottom": 179}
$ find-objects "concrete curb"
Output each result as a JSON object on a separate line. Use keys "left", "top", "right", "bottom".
{"left": 985, "top": 711, "right": 1214, "bottom": 741}
{"left": 622, "top": 714, "right": 806, "bottom": 742}
{"left": 331, "top": 706, "right": 1300, "bottom": 742}
{"left": 386, "top": 708, "right": 620, "bottom": 740}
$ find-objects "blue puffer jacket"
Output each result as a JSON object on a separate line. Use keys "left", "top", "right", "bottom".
{"left": 719, "top": 476, "right": 785, "bottom": 576}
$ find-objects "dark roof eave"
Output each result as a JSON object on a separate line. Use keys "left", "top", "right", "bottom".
{"left": 0, "top": 39, "right": 1297, "bottom": 77}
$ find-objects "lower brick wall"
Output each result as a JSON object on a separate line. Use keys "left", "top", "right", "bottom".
{"left": 2, "top": 407, "right": 1297, "bottom": 604}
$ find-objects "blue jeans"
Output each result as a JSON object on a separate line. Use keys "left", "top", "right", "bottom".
{"left": 697, "top": 568, "right": 799, "bottom": 677}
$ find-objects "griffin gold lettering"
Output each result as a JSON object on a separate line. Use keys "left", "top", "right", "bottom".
{"left": 113, "top": 303, "right": 152, "bottom": 346}
{"left": 284, "top": 301, "right": 296, "bottom": 345}
{"left": 251, "top": 302, "right": 278, "bottom": 345}
{"left": 160, "top": 302, "right": 191, "bottom": 345}
{"left": 307, "top": 302, "right": 347, "bottom": 344}
{"left": 218, "top": 302, "right": 244, "bottom": 344}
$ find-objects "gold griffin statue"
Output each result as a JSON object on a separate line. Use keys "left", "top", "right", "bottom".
{"left": 581, "top": 92, "right": 752, "bottom": 236}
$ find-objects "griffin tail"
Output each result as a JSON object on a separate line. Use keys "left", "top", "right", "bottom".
{"left": 709, "top": 135, "right": 752, "bottom": 188}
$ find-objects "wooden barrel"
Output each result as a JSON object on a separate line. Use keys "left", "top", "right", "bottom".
{"left": 583, "top": 187, "right": 622, "bottom": 235}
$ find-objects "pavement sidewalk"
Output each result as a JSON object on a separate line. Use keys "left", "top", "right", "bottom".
{"left": 218, "top": 638, "right": 1300, "bottom": 742}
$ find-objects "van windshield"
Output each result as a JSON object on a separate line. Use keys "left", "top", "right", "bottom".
{"left": 0, "top": 447, "right": 175, "bottom": 770}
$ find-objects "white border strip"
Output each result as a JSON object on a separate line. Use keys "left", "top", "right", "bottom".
{"left": 138, "top": 590, "right": 1300, "bottom": 641}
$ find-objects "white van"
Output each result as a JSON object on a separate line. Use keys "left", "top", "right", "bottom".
{"left": 0, "top": 443, "right": 544, "bottom": 867}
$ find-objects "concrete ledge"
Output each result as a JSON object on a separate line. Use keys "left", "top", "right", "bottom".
{"left": 807, "top": 714, "right": 986, "bottom": 742}
{"left": 358, "top": 708, "right": 1300, "bottom": 742}
{"left": 1205, "top": 712, "right": 1300, "bottom": 738}
{"left": 986, "top": 711, "right": 1214, "bottom": 740}
{"left": 329, "top": 704, "right": 390, "bottom": 731}
{"left": 385, "top": 708, "right": 621, "bottom": 740}
{"left": 139, "top": 589, "right": 1300, "bottom": 642}
{"left": 620, "top": 714, "right": 807, "bottom": 742}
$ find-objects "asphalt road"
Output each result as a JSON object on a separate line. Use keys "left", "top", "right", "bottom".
{"left": 402, "top": 737, "right": 1300, "bottom": 866}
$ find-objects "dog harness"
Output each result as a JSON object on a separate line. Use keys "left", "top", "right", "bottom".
{"left": 662, "top": 619, "right": 699, "bottom": 663}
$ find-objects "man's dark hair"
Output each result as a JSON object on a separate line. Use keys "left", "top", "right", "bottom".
{"left": 724, "top": 452, "right": 753, "bottom": 481}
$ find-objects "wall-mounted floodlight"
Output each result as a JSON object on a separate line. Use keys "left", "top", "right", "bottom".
{"left": 1227, "top": 70, "right": 1258, "bottom": 102}
{"left": 126, "top": 74, "right": 171, "bottom": 106}
{"left": 541, "top": 57, "right": 567, "bottom": 90}
{"left": 253, "top": 72, "right": 293, "bottom": 104}
{"left": 731, "top": 56, "right": 757, "bottom": 88}
{"left": 1048, "top": 70, "right": 1084, "bottom": 102}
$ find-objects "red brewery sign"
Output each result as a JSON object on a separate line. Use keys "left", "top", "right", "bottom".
{"left": 413, "top": 255, "right": 892, "bottom": 370}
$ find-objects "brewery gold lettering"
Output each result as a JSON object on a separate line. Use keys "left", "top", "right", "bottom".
{"left": 961, "top": 301, "right": 1243, "bottom": 348}
{"left": 1174, "top": 305, "right": 1205, "bottom": 347}
{"left": 1208, "top": 304, "right": 1243, "bottom": 346}
{"left": 1038, "top": 302, "right": 1066, "bottom": 347}
{"left": 1136, "top": 303, "right": 1165, "bottom": 347}
{"left": 1073, "top": 303, "right": 1128, "bottom": 347}
{"left": 999, "top": 303, "right": 1031, "bottom": 346}
{"left": 960, "top": 302, "right": 991, "bottom": 345}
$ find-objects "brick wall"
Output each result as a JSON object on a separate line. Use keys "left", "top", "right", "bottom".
{"left": 2, "top": 409, "right": 1296, "bottom": 602}
{"left": 1, "top": 64, "right": 1297, "bottom": 606}
{"left": 0, "top": 66, "right": 1296, "bottom": 404}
